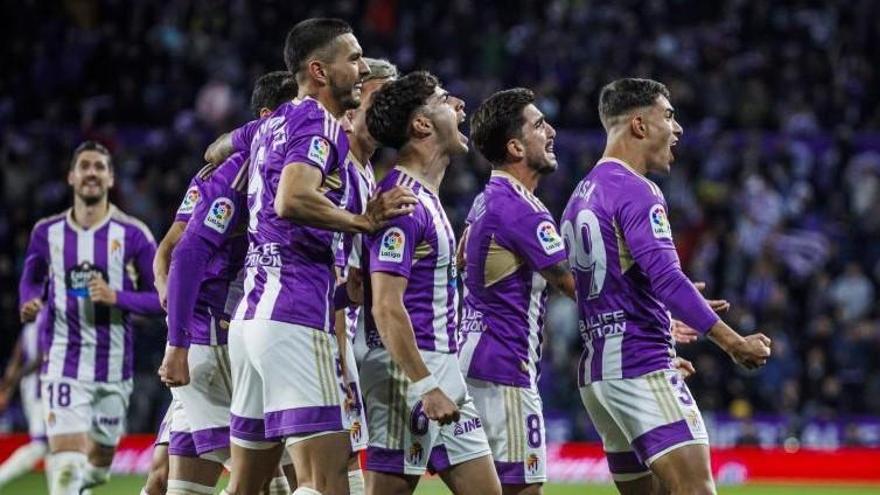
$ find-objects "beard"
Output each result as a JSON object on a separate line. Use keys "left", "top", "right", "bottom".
{"left": 330, "top": 76, "right": 361, "bottom": 111}
{"left": 77, "top": 185, "right": 106, "bottom": 205}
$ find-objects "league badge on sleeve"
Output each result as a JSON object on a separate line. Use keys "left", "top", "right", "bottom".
{"left": 378, "top": 227, "right": 406, "bottom": 262}
{"left": 177, "top": 186, "right": 200, "bottom": 215}
{"left": 204, "top": 197, "right": 235, "bottom": 234}
{"left": 536, "top": 220, "right": 564, "bottom": 255}
{"left": 307, "top": 136, "right": 331, "bottom": 167}
{"left": 650, "top": 204, "right": 673, "bottom": 239}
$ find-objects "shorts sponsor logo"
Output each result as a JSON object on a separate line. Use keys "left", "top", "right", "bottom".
{"left": 650, "top": 204, "right": 672, "bottom": 239}
{"left": 536, "top": 220, "right": 564, "bottom": 255}
{"left": 66, "top": 262, "right": 107, "bottom": 297}
{"left": 527, "top": 454, "right": 540, "bottom": 474}
{"left": 97, "top": 416, "right": 121, "bottom": 426}
{"left": 177, "top": 187, "right": 200, "bottom": 215}
{"left": 408, "top": 441, "right": 423, "bottom": 464}
{"left": 307, "top": 136, "right": 331, "bottom": 167}
{"left": 453, "top": 417, "right": 483, "bottom": 436}
{"left": 378, "top": 227, "right": 405, "bottom": 262}
{"left": 204, "top": 197, "right": 235, "bottom": 233}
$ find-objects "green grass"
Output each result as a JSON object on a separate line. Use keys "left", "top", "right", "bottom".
{"left": 5, "top": 474, "right": 879, "bottom": 494}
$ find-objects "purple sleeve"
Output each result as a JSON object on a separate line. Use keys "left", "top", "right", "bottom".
{"left": 366, "top": 209, "right": 422, "bottom": 279}
{"left": 283, "top": 132, "right": 339, "bottom": 179}
{"left": 186, "top": 174, "right": 243, "bottom": 248}
{"left": 165, "top": 231, "right": 213, "bottom": 347}
{"left": 19, "top": 226, "right": 48, "bottom": 304}
{"left": 619, "top": 190, "right": 719, "bottom": 334}
{"left": 501, "top": 209, "right": 567, "bottom": 271}
{"left": 231, "top": 119, "right": 260, "bottom": 153}
{"left": 174, "top": 177, "right": 203, "bottom": 223}
{"left": 115, "top": 229, "right": 163, "bottom": 315}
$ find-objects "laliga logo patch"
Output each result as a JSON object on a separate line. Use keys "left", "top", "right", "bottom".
{"left": 204, "top": 197, "right": 235, "bottom": 234}
{"left": 177, "top": 186, "right": 200, "bottom": 215}
{"left": 649, "top": 204, "right": 672, "bottom": 239}
{"left": 307, "top": 136, "right": 331, "bottom": 167}
{"left": 379, "top": 227, "right": 405, "bottom": 262}
{"left": 536, "top": 220, "right": 564, "bottom": 255}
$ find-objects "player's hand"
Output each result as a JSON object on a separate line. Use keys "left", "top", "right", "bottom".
{"left": 421, "top": 388, "right": 460, "bottom": 426}
{"left": 362, "top": 186, "right": 418, "bottom": 233}
{"left": 346, "top": 268, "right": 364, "bottom": 306}
{"left": 671, "top": 319, "right": 699, "bottom": 344}
{"left": 88, "top": 275, "right": 117, "bottom": 306}
{"left": 19, "top": 298, "right": 43, "bottom": 323}
{"left": 694, "top": 282, "right": 730, "bottom": 313}
{"left": 728, "top": 333, "right": 772, "bottom": 370}
{"left": 158, "top": 346, "right": 190, "bottom": 387}
{"left": 672, "top": 357, "right": 696, "bottom": 379}
{"left": 155, "top": 276, "right": 169, "bottom": 311}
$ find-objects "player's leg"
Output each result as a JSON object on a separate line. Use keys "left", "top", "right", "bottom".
{"left": 340, "top": 332, "right": 368, "bottom": 495}
{"left": 646, "top": 443, "right": 712, "bottom": 494}
{"left": 285, "top": 432, "right": 351, "bottom": 494}
{"left": 364, "top": 470, "right": 419, "bottom": 495}
{"left": 79, "top": 379, "right": 132, "bottom": 491}
{"left": 42, "top": 377, "right": 93, "bottom": 495}
{"left": 142, "top": 400, "right": 175, "bottom": 495}
{"left": 0, "top": 375, "right": 48, "bottom": 488}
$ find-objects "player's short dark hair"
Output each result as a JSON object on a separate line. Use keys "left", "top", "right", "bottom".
{"left": 598, "top": 78, "right": 670, "bottom": 129}
{"left": 283, "top": 18, "right": 353, "bottom": 77}
{"left": 367, "top": 71, "right": 439, "bottom": 150}
{"left": 470, "top": 88, "right": 535, "bottom": 166}
{"left": 249, "top": 71, "right": 298, "bottom": 117}
{"left": 70, "top": 140, "right": 112, "bottom": 170}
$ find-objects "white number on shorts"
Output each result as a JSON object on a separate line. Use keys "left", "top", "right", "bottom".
{"left": 561, "top": 209, "right": 607, "bottom": 299}
{"left": 47, "top": 382, "right": 71, "bottom": 408}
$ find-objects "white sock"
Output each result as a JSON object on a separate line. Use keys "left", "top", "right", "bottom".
{"left": 140, "top": 490, "right": 150, "bottom": 495}
{"left": 81, "top": 462, "right": 111, "bottom": 489}
{"left": 0, "top": 440, "right": 47, "bottom": 486}
{"left": 49, "top": 451, "right": 87, "bottom": 495}
{"left": 348, "top": 469, "right": 364, "bottom": 495}
{"left": 268, "top": 475, "right": 290, "bottom": 495}
{"left": 167, "top": 479, "right": 215, "bottom": 495}
{"left": 292, "top": 488, "right": 322, "bottom": 495}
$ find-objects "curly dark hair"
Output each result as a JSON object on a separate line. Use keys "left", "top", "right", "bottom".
{"left": 598, "top": 78, "right": 669, "bottom": 129}
{"left": 366, "top": 71, "right": 439, "bottom": 150}
{"left": 283, "top": 18, "right": 352, "bottom": 77}
{"left": 470, "top": 88, "right": 535, "bottom": 166}
{"left": 249, "top": 71, "right": 298, "bottom": 117}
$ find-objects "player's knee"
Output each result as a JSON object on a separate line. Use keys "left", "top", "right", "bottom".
{"left": 501, "top": 483, "right": 542, "bottom": 495}
{"left": 667, "top": 476, "right": 714, "bottom": 495}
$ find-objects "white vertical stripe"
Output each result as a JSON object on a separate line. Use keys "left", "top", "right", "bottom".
{"left": 107, "top": 223, "right": 126, "bottom": 381}
{"left": 209, "top": 309, "right": 218, "bottom": 346}
{"left": 234, "top": 267, "right": 257, "bottom": 320}
{"left": 47, "top": 221, "right": 68, "bottom": 378}
{"left": 253, "top": 266, "right": 281, "bottom": 319}
{"left": 526, "top": 273, "right": 545, "bottom": 386}
{"left": 582, "top": 336, "right": 595, "bottom": 386}
{"left": 602, "top": 333, "right": 624, "bottom": 380}
{"left": 77, "top": 231, "right": 96, "bottom": 381}
{"left": 421, "top": 193, "right": 450, "bottom": 352}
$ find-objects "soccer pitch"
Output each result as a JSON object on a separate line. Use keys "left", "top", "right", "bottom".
{"left": 6, "top": 475, "right": 880, "bottom": 494}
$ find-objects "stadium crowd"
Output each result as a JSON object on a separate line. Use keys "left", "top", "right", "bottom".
{"left": 1, "top": 0, "right": 879, "bottom": 443}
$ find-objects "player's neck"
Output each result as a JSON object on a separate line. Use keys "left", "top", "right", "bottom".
{"left": 397, "top": 143, "right": 449, "bottom": 194}
{"left": 602, "top": 139, "right": 648, "bottom": 176}
{"left": 71, "top": 197, "right": 111, "bottom": 230}
{"left": 298, "top": 86, "right": 345, "bottom": 118}
{"left": 350, "top": 134, "right": 376, "bottom": 166}
{"left": 496, "top": 162, "right": 540, "bottom": 192}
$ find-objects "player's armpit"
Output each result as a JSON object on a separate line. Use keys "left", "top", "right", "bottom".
{"left": 369, "top": 271, "right": 431, "bottom": 383}
{"left": 540, "top": 260, "right": 576, "bottom": 299}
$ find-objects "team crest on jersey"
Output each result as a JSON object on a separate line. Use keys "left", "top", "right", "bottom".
{"left": 378, "top": 227, "right": 406, "bottom": 262}
{"left": 408, "top": 441, "right": 424, "bottom": 464}
{"left": 110, "top": 238, "right": 123, "bottom": 262}
{"left": 308, "top": 136, "right": 331, "bottom": 167}
{"left": 66, "top": 262, "right": 107, "bottom": 298}
{"left": 177, "top": 186, "right": 200, "bottom": 215}
{"left": 350, "top": 420, "right": 362, "bottom": 442}
{"left": 527, "top": 454, "right": 540, "bottom": 474}
{"left": 204, "top": 197, "right": 235, "bottom": 233}
{"left": 536, "top": 220, "right": 564, "bottom": 255}
{"left": 649, "top": 204, "right": 672, "bottom": 239}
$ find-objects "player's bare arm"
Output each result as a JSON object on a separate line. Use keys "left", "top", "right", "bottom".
{"left": 540, "top": 260, "right": 576, "bottom": 299}
{"left": 204, "top": 132, "right": 233, "bottom": 165}
{"left": 371, "top": 271, "right": 460, "bottom": 425}
{"left": 707, "top": 321, "right": 772, "bottom": 370}
{"left": 153, "top": 221, "right": 186, "bottom": 310}
{"left": 275, "top": 162, "right": 416, "bottom": 233}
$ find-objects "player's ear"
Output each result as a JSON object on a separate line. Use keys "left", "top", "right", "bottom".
{"left": 630, "top": 114, "right": 648, "bottom": 139}
{"left": 411, "top": 112, "right": 433, "bottom": 139}
{"left": 505, "top": 138, "right": 525, "bottom": 160}
{"left": 308, "top": 59, "right": 329, "bottom": 85}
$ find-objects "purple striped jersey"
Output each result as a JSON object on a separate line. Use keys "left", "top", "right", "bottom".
{"left": 561, "top": 159, "right": 684, "bottom": 385}
{"left": 20, "top": 207, "right": 158, "bottom": 382}
{"left": 363, "top": 167, "right": 459, "bottom": 353}
{"left": 459, "top": 172, "right": 567, "bottom": 388}
{"left": 234, "top": 97, "right": 350, "bottom": 331}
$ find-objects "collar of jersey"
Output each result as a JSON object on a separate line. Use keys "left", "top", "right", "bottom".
{"left": 393, "top": 165, "right": 438, "bottom": 196}
{"left": 66, "top": 204, "right": 116, "bottom": 233}
{"left": 490, "top": 169, "right": 532, "bottom": 191}
{"left": 597, "top": 157, "right": 659, "bottom": 189}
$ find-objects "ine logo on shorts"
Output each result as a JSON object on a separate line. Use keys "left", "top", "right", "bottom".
{"left": 379, "top": 227, "right": 406, "bottom": 262}
{"left": 536, "top": 220, "right": 564, "bottom": 255}
{"left": 308, "top": 136, "right": 331, "bottom": 167}
{"left": 204, "top": 197, "right": 235, "bottom": 233}
{"left": 178, "top": 186, "right": 200, "bottom": 215}
{"left": 650, "top": 204, "right": 672, "bottom": 239}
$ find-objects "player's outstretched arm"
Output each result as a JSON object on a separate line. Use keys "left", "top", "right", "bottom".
{"left": 371, "top": 272, "right": 460, "bottom": 425}
{"left": 275, "top": 163, "right": 416, "bottom": 233}
{"left": 707, "top": 322, "right": 772, "bottom": 370}
{"left": 204, "top": 132, "right": 233, "bottom": 165}
{"left": 153, "top": 221, "right": 186, "bottom": 310}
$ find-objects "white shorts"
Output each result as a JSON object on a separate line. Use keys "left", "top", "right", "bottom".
{"left": 21, "top": 373, "right": 46, "bottom": 441}
{"left": 580, "top": 369, "right": 708, "bottom": 482}
{"left": 229, "top": 320, "right": 344, "bottom": 442}
{"left": 41, "top": 377, "right": 133, "bottom": 447}
{"left": 168, "top": 344, "right": 233, "bottom": 457}
{"left": 341, "top": 337, "right": 368, "bottom": 453}
{"left": 155, "top": 400, "right": 175, "bottom": 446}
{"left": 361, "top": 348, "right": 491, "bottom": 476}
{"left": 467, "top": 378, "right": 546, "bottom": 484}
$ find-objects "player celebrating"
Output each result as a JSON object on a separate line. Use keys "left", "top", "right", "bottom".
{"left": 561, "top": 78, "right": 772, "bottom": 495}
{"left": 154, "top": 71, "right": 299, "bottom": 495}
{"left": 458, "top": 88, "right": 572, "bottom": 495}
{"left": 19, "top": 141, "right": 163, "bottom": 495}
{"left": 361, "top": 71, "right": 500, "bottom": 495}
{"left": 334, "top": 57, "right": 399, "bottom": 495}
{"left": 227, "top": 19, "right": 414, "bottom": 495}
